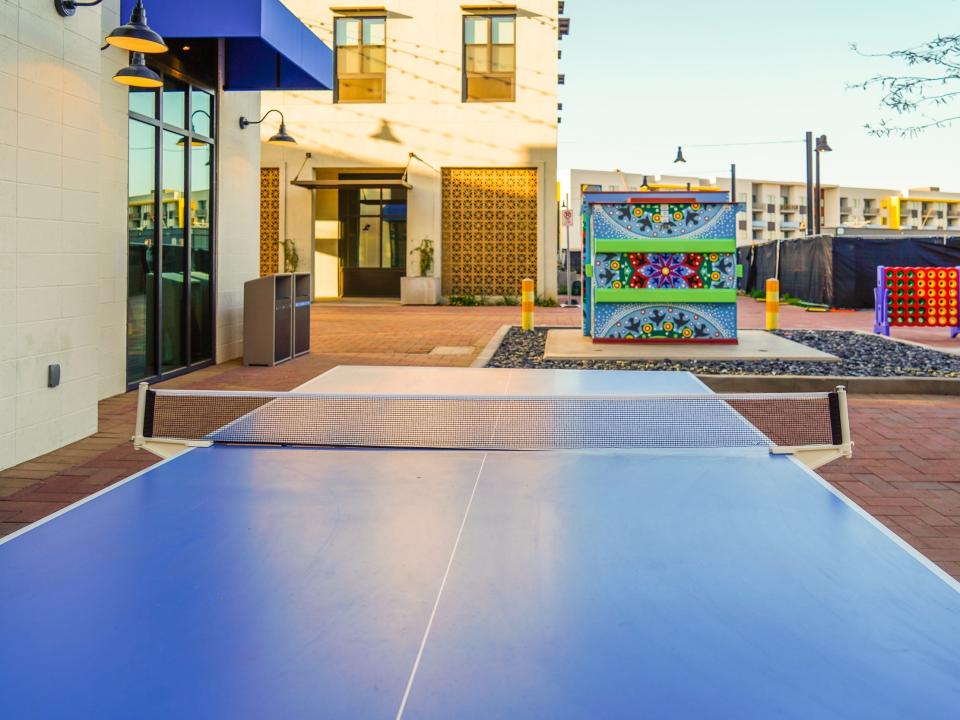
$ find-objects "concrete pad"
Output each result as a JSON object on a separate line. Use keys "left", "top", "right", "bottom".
{"left": 429, "top": 346, "right": 475, "bottom": 356}
{"left": 544, "top": 329, "right": 839, "bottom": 362}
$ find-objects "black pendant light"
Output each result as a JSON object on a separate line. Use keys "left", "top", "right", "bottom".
{"left": 55, "top": 1, "right": 167, "bottom": 54}
{"left": 106, "top": 1, "right": 168, "bottom": 54}
{"left": 113, "top": 52, "right": 162, "bottom": 89}
{"left": 674, "top": 146, "right": 687, "bottom": 163}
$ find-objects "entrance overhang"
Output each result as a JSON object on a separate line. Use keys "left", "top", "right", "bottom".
{"left": 291, "top": 178, "right": 413, "bottom": 190}
{"left": 121, "top": 0, "right": 334, "bottom": 91}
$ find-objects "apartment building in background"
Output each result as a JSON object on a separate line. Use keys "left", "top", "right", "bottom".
{"left": 570, "top": 169, "right": 960, "bottom": 247}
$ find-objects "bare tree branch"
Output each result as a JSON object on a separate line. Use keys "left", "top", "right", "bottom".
{"left": 851, "top": 36, "right": 960, "bottom": 136}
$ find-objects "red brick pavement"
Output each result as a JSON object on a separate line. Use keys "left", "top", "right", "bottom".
{"left": 3, "top": 303, "right": 960, "bottom": 583}
{"left": 819, "top": 395, "right": 960, "bottom": 578}
{"left": 0, "top": 305, "right": 578, "bottom": 536}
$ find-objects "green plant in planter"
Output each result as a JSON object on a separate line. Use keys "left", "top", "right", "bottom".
{"left": 283, "top": 239, "right": 299, "bottom": 273}
{"left": 410, "top": 238, "right": 435, "bottom": 277}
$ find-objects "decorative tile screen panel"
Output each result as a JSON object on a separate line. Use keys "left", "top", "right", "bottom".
{"left": 259, "top": 167, "right": 280, "bottom": 277}
{"left": 441, "top": 167, "right": 538, "bottom": 296}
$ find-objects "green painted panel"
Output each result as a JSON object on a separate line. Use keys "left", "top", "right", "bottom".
{"left": 595, "top": 239, "right": 736, "bottom": 253}
{"left": 595, "top": 288, "right": 738, "bottom": 304}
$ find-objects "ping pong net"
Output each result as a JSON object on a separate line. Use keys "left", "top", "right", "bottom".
{"left": 134, "top": 383, "right": 853, "bottom": 469}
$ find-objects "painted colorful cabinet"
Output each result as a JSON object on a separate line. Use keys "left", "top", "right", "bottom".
{"left": 581, "top": 191, "right": 743, "bottom": 343}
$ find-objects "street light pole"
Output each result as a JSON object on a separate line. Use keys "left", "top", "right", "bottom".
{"left": 815, "top": 150, "right": 821, "bottom": 236}
{"left": 814, "top": 134, "right": 832, "bottom": 236}
{"left": 805, "top": 131, "right": 814, "bottom": 237}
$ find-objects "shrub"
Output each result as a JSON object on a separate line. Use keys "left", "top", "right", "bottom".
{"left": 447, "top": 294, "right": 480, "bottom": 306}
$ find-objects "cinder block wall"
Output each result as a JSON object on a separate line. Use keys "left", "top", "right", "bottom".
{"left": 0, "top": 0, "right": 126, "bottom": 469}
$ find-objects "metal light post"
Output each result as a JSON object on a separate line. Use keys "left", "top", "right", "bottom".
{"left": 805, "top": 131, "right": 814, "bottom": 238}
{"left": 814, "top": 134, "right": 832, "bottom": 235}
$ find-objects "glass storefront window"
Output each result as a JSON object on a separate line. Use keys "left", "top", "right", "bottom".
{"left": 126, "top": 69, "right": 216, "bottom": 386}
{"left": 129, "top": 86, "right": 157, "bottom": 118}
{"left": 190, "top": 142, "right": 213, "bottom": 363}
{"left": 127, "top": 119, "right": 156, "bottom": 383}
{"left": 162, "top": 76, "right": 188, "bottom": 129}
{"left": 161, "top": 130, "right": 186, "bottom": 373}
{"left": 190, "top": 88, "right": 213, "bottom": 137}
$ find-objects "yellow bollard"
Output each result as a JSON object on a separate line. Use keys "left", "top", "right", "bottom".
{"left": 521, "top": 278, "right": 535, "bottom": 331}
{"left": 765, "top": 278, "right": 780, "bottom": 330}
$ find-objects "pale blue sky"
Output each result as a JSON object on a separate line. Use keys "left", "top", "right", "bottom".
{"left": 559, "top": 0, "right": 960, "bottom": 194}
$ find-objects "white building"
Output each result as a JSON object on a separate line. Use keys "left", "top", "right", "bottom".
{"left": 260, "top": 1, "right": 563, "bottom": 303}
{"left": 1, "top": 0, "right": 268, "bottom": 470}
{"left": 1, "top": 0, "right": 565, "bottom": 470}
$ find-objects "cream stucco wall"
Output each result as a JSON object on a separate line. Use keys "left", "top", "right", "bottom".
{"left": 0, "top": 0, "right": 262, "bottom": 471}
{"left": 260, "top": 0, "right": 560, "bottom": 297}
{"left": 0, "top": 0, "right": 127, "bottom": 470}
{"left": 216, "top": 90, "right": 263, "bottom": 362}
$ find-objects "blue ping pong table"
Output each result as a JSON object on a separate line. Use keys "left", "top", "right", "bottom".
{"left": 2, "top": 367, "right": 960, "bottom": 719}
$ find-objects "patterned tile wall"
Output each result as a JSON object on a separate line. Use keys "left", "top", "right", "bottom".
{"left": 259, "top": 167, "right": 280, "bottom": 276}
{"left": 441, "top": 167, "right": 538, "bottom": 296}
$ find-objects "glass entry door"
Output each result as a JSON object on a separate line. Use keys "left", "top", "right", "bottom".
{"left": 127, "top": 73, "right": 215, "bottom": 388}
{"left": 338, "top": 181, "right": 407, "bottom": 297}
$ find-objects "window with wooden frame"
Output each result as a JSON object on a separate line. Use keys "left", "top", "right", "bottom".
{"left": 335, "top": 15, "right": 386, "bottom": 103}
{"left": 463, "top": 14, "right": 516, "bottom": 102}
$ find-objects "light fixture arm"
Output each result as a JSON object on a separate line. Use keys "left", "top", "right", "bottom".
{"left": 402, "top": 152, "right": 440, "bottom": 182}
{"left": 55, "top": 0, "right": 103, "bottom": 17}
{"left": 239, "top": 109, "right": 285, "bottom": 130}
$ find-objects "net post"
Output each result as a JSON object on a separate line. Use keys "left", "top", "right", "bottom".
{"left": 133, "top": 381, "right": 149, "bottom": 450}
{"left": 835, "top": 384, "right": 853, "bottom": 459}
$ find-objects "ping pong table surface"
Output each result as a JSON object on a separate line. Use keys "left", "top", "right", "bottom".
{"left": 2, "top": 367, "right": 960, "bottom": 719}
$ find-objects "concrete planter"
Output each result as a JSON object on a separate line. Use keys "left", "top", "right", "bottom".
{"left": 400, "top": 276, "right": 441, "bottom": 305}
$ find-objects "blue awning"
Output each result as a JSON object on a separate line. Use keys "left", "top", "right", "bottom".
{"left": 121, "top": 0, "right": 333, "bottom": 91}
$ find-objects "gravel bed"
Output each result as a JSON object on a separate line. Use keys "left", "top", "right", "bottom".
{"left": 486, "top": 328, "right": 960, "bottom": 377}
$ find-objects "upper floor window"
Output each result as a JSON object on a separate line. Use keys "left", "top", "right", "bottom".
{"left": 335, "top": 16, "right": 386, "bottom": 103}
{"left": 463, "top": 14, "right": 516, "bottom": 102}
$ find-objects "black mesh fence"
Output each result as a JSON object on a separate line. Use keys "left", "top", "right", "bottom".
{"left": 738, "top": 236, "right": 960, "bottom": 308}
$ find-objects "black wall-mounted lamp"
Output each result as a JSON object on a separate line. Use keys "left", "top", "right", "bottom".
{"left": 239, "top": 110, "right": 298, "bottom": 147}
{"left": 57, "top": 0, "right": 166, "bottom": 52}
{"left": 56, "top": 0, "right": 167, "bottom": 87}
{"left": 113, "top": 52, "right": 161, "bottom": 88}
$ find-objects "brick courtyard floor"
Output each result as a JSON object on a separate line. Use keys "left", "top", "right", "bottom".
{"left": 4, "top": 300, "right": 960, "bottom": 581}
